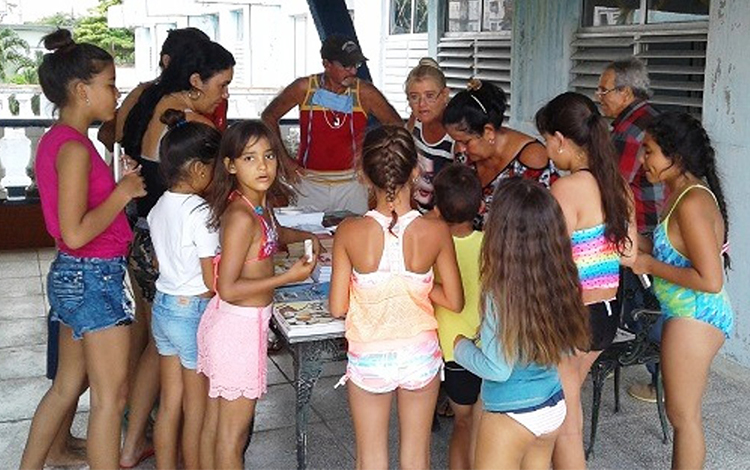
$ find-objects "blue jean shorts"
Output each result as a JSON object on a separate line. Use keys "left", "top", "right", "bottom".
{"left": 48, "top": 252, "right": 134, "bottom": 340}
{"left": 151, "top": 290, "right": 210, "bottom": 370}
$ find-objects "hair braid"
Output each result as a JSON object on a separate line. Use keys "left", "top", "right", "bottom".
{"left": 361, "top": 126, "right": 418, "bottom": 234}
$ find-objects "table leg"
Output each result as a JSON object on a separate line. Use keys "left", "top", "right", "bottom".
{"left": 294, "top": 342, "right": 324, "bottom": 470}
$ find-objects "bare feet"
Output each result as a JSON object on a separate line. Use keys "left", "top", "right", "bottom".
{"left": 119, "top": 439, "right": 155, "bottom": 469}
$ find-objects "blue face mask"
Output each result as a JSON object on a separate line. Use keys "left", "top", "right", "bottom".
{"left": 311, "top": 87, "right": 353, "bottom": 113}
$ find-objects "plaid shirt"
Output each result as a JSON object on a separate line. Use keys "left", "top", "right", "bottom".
{"left": 611, "top": 100, "right": 665, "bottom": 235}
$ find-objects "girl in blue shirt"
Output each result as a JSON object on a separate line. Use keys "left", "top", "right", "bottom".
{"left": 454, "top": 178, "right": 589, "bottom": 470}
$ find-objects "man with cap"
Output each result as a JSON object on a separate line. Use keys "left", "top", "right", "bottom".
{"left": 262, "top": 34, "right": 402, "bottom": 214}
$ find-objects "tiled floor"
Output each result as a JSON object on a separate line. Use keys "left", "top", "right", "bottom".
{"left": 1, "top": 248, "right": 750, "bottom": 469}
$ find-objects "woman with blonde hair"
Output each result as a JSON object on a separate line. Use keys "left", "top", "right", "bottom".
{"left": 405, "top": 58, "right": 457, "bottom": 213}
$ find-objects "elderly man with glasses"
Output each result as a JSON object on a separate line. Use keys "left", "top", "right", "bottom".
{"left": 262, "top": 35, "right": 401, "bottom": 214}
{"left": 597, "top": 57, "right": 665, "bottom": 404}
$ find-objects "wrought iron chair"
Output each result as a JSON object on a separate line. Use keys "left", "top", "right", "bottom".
{"left": 585, "top": 275, "right": 670, "bottom": 459}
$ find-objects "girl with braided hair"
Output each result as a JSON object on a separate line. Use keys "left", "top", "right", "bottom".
{"left": 329, "top": 125, "right": 463, "bottom": 470}
{"left": 632, "top": 112, "right": 733, "bottom": 470}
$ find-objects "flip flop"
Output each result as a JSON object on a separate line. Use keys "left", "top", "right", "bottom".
{"left": 120, "top": 447, "right": 155, "bottom": 469}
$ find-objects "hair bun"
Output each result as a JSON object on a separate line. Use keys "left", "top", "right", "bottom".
{"left": 161, "top": 108, "right": 188, "bottom": 129}
{"left": 43, "top": 29, "right": 75, "bottom": 52}
{"left": 418, "top": 57, "right": 440, "bottom": 69}
{"left": 467, "top": 78, "right": 483, "bottom": 91}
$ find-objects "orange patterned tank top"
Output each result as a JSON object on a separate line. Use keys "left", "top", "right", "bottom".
{"left": 345, "top": 210, "right": 438, "bottom": 344}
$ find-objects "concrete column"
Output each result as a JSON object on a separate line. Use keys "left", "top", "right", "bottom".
{"left": 427, "top": 0, "right": 446, "bottom": 59}
{"left": 24, "top": 127, "right": 44, "bottom": 199}
{"left": 508, "top": 1, "right": 581, "bottom": 134}
{"left": 703, "top": 1, "right": 750, "bottom": 367}
{"left": 0, "top": 127, "right": 7, "bottom": 200}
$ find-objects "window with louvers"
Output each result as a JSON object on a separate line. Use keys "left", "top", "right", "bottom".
{"left": 437, "top": 34, "right": 512, "bottom": 101}
{"left": 570, "top": 24, "right": 708, "bottom": 117}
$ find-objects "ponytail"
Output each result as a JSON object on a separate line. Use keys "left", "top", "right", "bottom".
{"left": 535, "top": 92, "right": 632, "bottom": 253}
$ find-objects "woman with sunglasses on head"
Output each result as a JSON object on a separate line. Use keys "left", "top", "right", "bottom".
{"left": 404, "top": 58, "right": 457, "bottom": 213}
{"left": 443, "top": 79, "right": 558, "bottom": 230}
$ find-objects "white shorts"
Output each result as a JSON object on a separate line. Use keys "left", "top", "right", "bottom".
{"left": 296, "top": 169, "right": 368, "bottom": 214}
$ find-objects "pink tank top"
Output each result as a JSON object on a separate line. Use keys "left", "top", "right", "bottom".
{"left": 36, "top": 124, "right": 132, "bottom": 258}
{"left": 346, "top": 210, "right": 437, "bottom": 344}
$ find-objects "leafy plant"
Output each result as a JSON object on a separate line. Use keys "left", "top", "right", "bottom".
{"left": 31, "top": 94, "right": 41, "bottom": 116}
{"left": 0, "top": 28, "right": 30, "bottom": 82}
{"left": 74, "top": 0, "right": 134, "bottom": 65}
{"left": 8, "top": 94, "right": 20, "bottom": 116}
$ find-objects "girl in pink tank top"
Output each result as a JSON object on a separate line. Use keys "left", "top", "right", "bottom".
{"left": 21, "top": 30, "right": 147, "bottom": 470}
{"left": 329, "top": 125, "right": 463, "bottom": 470}
{"left": 197, "top": 120, "right": 320, "bottom": 468}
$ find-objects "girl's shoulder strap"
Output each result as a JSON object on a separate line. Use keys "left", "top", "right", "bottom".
{"left": 664, "top": 184, "right": 716, "bottom": 222}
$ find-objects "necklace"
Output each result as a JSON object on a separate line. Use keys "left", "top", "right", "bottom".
{"left": 323, "top": 108, "right": 347, "bottom": 129}
{"left": 233, "top": 190, "right": 265, "bottom": 215}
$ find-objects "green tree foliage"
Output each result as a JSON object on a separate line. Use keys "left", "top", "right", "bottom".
{"left": 37, "top": 12, "right": 79, "bottom": 29}
{"left": 9, "top": 51, "right": 43, "bottom": 85}
{"left": 0, "top": 28, "right": 30, "bottom": 81}
{"left": 73, "top": 0, "right": 134, "bottom": 65}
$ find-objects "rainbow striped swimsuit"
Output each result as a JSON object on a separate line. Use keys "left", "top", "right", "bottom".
{"left": 571, "top": 223, "right": 620, "bottom": 290}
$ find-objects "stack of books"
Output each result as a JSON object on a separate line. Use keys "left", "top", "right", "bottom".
{"left": 272, "top": 282, "right": 344, "bottom": 339}
{"left": 311, "top": 253, "right": 332, "bottom": 283}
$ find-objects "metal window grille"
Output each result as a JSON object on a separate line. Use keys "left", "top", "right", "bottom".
{"left": 570, "top": 23, "right": 708, "bottom": 116}
{"left": 437, "top": 32, "right": 511, "bottom": 99}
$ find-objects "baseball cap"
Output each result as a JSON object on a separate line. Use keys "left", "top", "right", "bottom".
{"left": 320, "top": 35, "right": 368, "bottom": 67}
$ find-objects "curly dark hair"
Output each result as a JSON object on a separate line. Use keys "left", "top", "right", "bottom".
{"left": 535, "top": 92, "right": 632, "bottom": 254}
{"left": 481, "top": 178, "right": 590, "bottom": 365}
{"left": 646, "top": 112, "right": 730, "bottom": 266}
{"left": 360, "top": 125, "right": 418, "bottom": 234}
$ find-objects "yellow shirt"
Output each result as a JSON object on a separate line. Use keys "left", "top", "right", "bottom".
{"left": 436, "top": 230, "right": 483, "bottom": 362}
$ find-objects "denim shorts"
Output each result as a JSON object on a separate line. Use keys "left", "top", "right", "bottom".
{"left": 48, "top": 252, "right": 134, "bottom": 340}
{"left": 151, "top": 290, "right": 211, "bottom": 370}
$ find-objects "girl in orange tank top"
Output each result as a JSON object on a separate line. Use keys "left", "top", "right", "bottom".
{"left": 329, "top": 125, "right": 463, "bottom": 470}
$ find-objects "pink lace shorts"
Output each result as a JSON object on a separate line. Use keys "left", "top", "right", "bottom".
{"left": 342, "top": 333, "right": 442, "bottom": 394}
{"left": 197, "top": 296, "right": 272, "bottom": 401}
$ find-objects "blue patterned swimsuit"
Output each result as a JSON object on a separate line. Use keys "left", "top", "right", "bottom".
{"left": 652, "top": 185, "right": 733, "bottom": 338}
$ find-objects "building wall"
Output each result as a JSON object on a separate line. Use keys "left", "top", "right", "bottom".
{"left": 508, "top": 0, "right": 581, "bottom": 134}
{"left": 703, "top": 1, "right": 750, "bottom": 368}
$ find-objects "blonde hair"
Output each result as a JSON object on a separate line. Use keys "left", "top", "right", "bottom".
{"left": 405, "top": 57, "right": 446, "bottom": 91}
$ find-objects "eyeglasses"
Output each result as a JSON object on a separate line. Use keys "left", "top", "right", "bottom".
{"left": 334, "top": 61, "right": 362, "bottom": 71}
{"left": 407, "top": 91, "right": 442, "bottom": 105}
{"left": 595, "top": 86, "right": 621, "bottom": 97}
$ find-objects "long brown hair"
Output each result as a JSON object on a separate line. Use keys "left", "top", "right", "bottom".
{"left": 535, "top": 92, "right": 632, "bottom": 254}
{"left": 361, "top": 125, "right": 418, "bottom": 233}
{"left": 206, "top": 120, "right": 293, "bottom": 228}
{"left": 481, "top": 178, "right": 590, "bottom": 366}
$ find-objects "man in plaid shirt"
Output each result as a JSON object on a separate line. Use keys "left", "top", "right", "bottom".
{"left": 597, "top": 58, "right": 664, "bottom": 235}
{"left": 597, "top": 58, "right": 665, "bottom": 404}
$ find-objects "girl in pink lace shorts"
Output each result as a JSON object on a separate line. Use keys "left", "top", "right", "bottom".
{"left": 198, "top": 121, "right": 319, "bottom": 468}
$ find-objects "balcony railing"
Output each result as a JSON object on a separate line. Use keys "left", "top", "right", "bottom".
{"left": 0, "top": 118, "right": 301, "bottom": 203}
